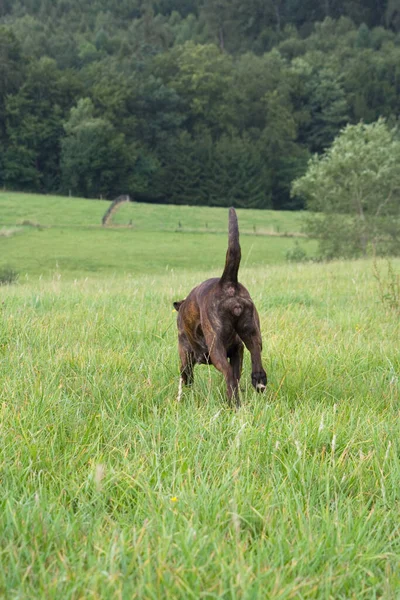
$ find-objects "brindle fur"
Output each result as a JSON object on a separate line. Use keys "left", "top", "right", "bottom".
{"left": 173, "top": 207, "right": 267, "bottom": 406}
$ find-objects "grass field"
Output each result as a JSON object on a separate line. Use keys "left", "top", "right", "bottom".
{"left": 0, "top": 192, "right": 315, "bottom": 278}
{"left": 0, "top": 192, "right": 305, "bottom": 232}
{"left": 1, "top": 192, "right": 400, "bottom": 598}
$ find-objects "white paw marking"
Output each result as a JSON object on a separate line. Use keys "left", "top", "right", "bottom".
{"left": 256, "top": 383, "right": 266, "bottom": 391}
{"left": 177, "top": 377, "right": 183, "bottom": 401}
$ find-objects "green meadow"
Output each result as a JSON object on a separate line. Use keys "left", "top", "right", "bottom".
{"left": 0, "top": 192, "right": 313, "bottom": 278}
{"left": 1, "top": 192, "right": 399, "bottom": 598}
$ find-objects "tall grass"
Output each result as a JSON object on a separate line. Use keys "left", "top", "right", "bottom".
{"left": 1, "top": 259, "right": 399, "bottom": 598}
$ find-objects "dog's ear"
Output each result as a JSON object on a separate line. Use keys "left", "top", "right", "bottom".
{"left": 173, "top": 300, "right": 184, "bottom": 311}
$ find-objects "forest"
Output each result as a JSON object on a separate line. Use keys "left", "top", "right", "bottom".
{"left": 1, "top": 0, "right": 400, "bottom": 209}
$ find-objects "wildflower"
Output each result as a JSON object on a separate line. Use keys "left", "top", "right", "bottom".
{"left": 171, "top": 496, "right": 178, "bottom": 503}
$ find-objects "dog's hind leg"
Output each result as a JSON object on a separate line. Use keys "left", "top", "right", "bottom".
{"left": 180, "top": 356, "right": 194, "bottom": 385}
{"left": 243, "top": 335, "right": 267, "bottom": 392}
{"left": 229, "top": 341, "right": 244, "bottom": 390}
{"left": 236, "top": 324, "right": 267, "bottom": 393}
{"left": 177, "top": 339, "right": 194, "bottom": 401}
{"left": 205, "top": 334, "right": 240, "bottom": 406}
{"left": 177, "top": 362, "right": 193, "bottom": 401}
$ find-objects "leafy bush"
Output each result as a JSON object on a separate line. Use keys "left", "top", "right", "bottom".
{"left": 292, "top": 120, "right": 400, "bottom": 259}
{"left": 0, "top": 267, "right": 18, "bottom": 285}
{"left": 285, "top": 242, "right": 308, "bottom": 263}
{"left": 373, "top": 259, "right": 400, "bottom": 314}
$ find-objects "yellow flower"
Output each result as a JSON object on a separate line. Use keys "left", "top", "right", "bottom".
{"left": 171, "top": 496, "right": 178, "bottom": 503}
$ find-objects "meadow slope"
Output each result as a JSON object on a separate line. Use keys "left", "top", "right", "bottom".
{"left": 0, "top": 192, "right": 315, "bottom": 278}
{"left": 0, "top": 193, "right": 399, "bottom": 598}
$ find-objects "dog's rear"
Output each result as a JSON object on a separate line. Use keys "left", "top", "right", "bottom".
{"left": 174, "top": 207, "right": 267, "bottom": 406}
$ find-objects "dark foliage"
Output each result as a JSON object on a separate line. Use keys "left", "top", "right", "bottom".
{"left": 0, "top": 1, "right": 399, "bottom": 209}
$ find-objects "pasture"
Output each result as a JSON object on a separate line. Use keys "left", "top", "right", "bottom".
{"left": 0, "top": 192, "right": 313, "bottom": 278}
{"left": 1, "top": 192, "right": 399, "bottom": 598}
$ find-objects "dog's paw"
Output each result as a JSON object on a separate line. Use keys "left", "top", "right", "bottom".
{"left": 252, "top": 371, "right": 267, "bottom": 392}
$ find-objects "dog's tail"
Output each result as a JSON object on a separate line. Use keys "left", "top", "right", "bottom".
{"left": 220, "top": 207, "right": 241, "bottom": 285}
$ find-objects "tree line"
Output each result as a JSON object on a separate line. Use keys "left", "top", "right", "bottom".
{"left": 1, "top": 0, "right": 400, "bottom": 209}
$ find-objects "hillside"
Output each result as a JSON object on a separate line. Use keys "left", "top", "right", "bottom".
{"left": 1, "top": 1, "right": 400, "bottom": 209}
{"left": 0, "top": 192, "right": 315, "bottom": 278}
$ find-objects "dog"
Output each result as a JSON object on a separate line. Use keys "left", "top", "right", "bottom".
{"left": 173, "top": 207, "right": 267, "bottom": 406}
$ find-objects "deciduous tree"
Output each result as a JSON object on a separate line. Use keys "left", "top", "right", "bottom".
{"left": 292, "top": 119, "right": 400, "bottom": 257}
{"left": 60, "top": 98, "right": 134, "bottom": 198}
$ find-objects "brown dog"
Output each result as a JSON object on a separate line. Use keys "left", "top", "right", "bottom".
{"left": 173, "top": 207, "right": 267, "bottom": 406}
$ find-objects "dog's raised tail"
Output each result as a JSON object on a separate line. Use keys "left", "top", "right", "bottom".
{"left": 220, "top": 207, "right": 241, "bottom": 284}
